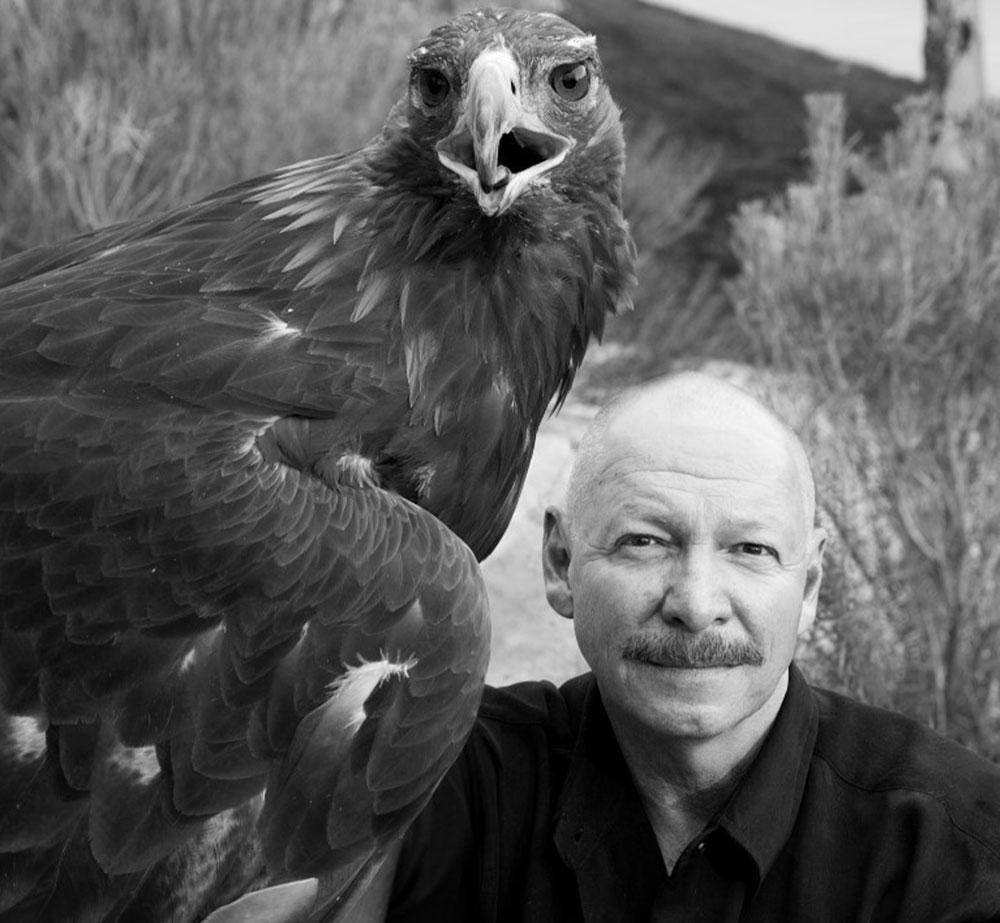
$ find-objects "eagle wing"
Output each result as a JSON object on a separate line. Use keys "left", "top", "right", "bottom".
{"left": 0, "top": 155, "right": 491, "bottom": 918}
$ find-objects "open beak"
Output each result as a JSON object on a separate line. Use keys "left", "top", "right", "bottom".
{"left": 436, "top": 48, "right": 573, "bottom": 216}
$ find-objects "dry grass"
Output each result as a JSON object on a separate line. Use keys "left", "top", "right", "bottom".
{"left": 0, "top": 0, "right": 468, "bottom": 255}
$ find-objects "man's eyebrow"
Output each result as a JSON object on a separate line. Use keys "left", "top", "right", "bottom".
{"left": 611, "top": 500, "right": 683, "bottom": 523}
{"left": 718, "top": 513, "right": 786, "bottom": 536}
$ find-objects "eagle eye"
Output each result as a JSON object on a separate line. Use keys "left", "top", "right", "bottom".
{"left": 549, "top": 62, "right": 590, "bottom": 101}
{"left": 416, "top": 68, "right": 451, "bottom": 107}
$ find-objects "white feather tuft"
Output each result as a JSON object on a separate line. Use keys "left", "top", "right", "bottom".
{"left": 260, "top": 317, "right": 301, "bottom": 342}
{"left": 9, "top": 715, "right": 46, "bottom": 762}
{"left": 333, "top": 452, "right": 379, "bottom": 488}
{"left": 326, "top": 655, "right": 417, "bottom": 732}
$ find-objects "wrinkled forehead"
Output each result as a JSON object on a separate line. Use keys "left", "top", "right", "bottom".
{"left": 409, "top": 8, "right": 597, "bottom": 71}
{"left": 594, "top": 416, "right": 812, "bottom": 531}
{"left": 614, "top": 414, "right": 792, "bottom": 469}
{"left": 612, "top": 420, "right": 794, "bottom": 484}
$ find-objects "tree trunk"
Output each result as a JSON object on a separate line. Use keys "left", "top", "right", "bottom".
{"left": 924, "top": 0, "right": 986, "bottom": 117}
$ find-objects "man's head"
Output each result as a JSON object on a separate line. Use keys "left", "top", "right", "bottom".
{"left": 543, "top": 372, "right": 826, "bottom": 744}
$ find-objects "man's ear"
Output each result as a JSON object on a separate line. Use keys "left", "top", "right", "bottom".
{"left": 798, "top": 527, "right": 827, "bottom": 635}
{"left": 542, "top": 507, "right": 574, "bottom": 620}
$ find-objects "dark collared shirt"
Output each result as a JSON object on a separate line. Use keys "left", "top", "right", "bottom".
{"left": 388, "top": 665, "right": 1000, "bottom": 922}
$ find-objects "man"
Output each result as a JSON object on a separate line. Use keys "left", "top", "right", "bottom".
{"left": 373, "top": 372, "right": 1000, "bottom": 921}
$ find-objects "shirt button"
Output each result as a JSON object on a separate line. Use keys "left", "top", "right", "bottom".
{"left": 696, "top": 841, "right": 707, "bottom": 853}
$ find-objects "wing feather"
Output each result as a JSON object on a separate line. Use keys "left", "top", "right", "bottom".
{"left": 0, "top": 149, "right": 500, "bottom": 918}
{"left": 2, "top": 404, "right": 488, "bottom": 908}
{"left": 0, "top": 12, "right": 636, "bottom": 900}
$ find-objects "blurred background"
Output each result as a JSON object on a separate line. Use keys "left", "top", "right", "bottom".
{"left": 1, "top": 0, "right": 998, "bottom": 761}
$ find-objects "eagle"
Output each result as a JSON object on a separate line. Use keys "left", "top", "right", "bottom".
{"left": 0, "top": 8, "right": 634, "bottom": 921}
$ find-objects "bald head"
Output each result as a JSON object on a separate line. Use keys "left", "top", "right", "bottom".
{"left": 565, "top": 372, "right": 816, "bottom": 542}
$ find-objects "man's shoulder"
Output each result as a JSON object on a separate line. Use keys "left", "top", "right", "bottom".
{"left": 809, "top": 683, "right": 1000, "bottom": 855}
{"left": 471, "top": 673, "right": 594, "bottom": 749}
{"left": 477, "top": 672, "right": 594, "bottom": 735}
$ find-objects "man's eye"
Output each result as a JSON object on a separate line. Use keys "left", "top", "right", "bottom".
{"left": 617, "top": 534, "right": 664, "bottom": 550}
{"left": 736, "top": 542, "right": 778, "bottom": 559}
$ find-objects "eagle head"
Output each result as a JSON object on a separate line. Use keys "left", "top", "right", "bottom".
{"left": 387, "top": 7, "right": 626, "bottom": 218}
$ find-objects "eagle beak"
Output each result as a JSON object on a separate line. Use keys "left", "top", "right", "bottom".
{"left": 437, "top": 48, "right": 573, "bottom": 216}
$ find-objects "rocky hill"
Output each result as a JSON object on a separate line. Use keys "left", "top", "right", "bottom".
{"left": 569, "top": 0, "right": 919, "bottom": 220}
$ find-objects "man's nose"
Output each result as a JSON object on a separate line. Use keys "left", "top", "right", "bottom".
{"left": 657, "top": 548, "right": 729, "bottom": 631}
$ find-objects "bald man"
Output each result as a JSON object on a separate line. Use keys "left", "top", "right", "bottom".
{"left": 378, "top": 374, "right": 1000, "bottom": 922}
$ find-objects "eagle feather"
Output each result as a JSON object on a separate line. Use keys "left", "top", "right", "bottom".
{"left": 0, "top": 8, "right": 635, "bottom": 920}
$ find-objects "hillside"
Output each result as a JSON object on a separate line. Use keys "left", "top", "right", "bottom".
{"left": 568, "top": 0, "right": 920, "bottom": 223}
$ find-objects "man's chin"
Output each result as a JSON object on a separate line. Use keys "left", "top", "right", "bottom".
{"left": 609, "top": 660, "right": 791, "bottom": 744}
{"left": 623, "top": 658, "right": 756, "bottom": 707}
{"left": 616, "top": 666, "right": 751, "bottom": 737}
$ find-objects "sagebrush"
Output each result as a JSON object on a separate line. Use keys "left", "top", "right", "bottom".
{"left": 731, "top": 94, "right": 1000, "bottom": 759}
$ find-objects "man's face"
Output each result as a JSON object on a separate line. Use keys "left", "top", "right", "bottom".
{"left": 545, "top": 412, "right": 824, "bottom": 743}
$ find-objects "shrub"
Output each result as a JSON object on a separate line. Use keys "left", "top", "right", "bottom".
{"left": 731, "top": 93, "right": 1000, "bottom": 759}
{"left": 586, "top": 129, "right": 741, "bottom": 391}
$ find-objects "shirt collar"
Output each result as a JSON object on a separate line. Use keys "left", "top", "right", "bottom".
{"left": 552, "top": 665, "right": 818, "bottom": 897}
{"left": 715, "top": 663, "right": 818, "bottom": 891}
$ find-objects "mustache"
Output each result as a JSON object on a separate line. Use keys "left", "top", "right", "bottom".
{"left": 621, "top": 632, "right": 764, "bottom": 669}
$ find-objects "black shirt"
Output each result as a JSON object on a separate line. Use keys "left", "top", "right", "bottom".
{"left": 388, "top": 665, "right": 1000, "bottom": 922}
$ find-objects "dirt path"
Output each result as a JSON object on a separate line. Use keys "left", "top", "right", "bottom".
{"left": 481, "top": 399, "right": 599, "bottom": 686}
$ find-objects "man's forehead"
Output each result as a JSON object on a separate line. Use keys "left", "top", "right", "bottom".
{"left": 602, "top": 414, "right": 796, "bottom": 477}
{"left": 567, "top": 374, "right": 816, "bottom": 532}
{"left": 581, "top": 411, "right": 811, "bottom": 534}
{"left": 599, "top": 457, "right": 802, "bottom": 515}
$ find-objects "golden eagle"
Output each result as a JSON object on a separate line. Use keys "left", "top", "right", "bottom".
{"left": 0, "top": 8, "right": 634, "bottom": 920}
